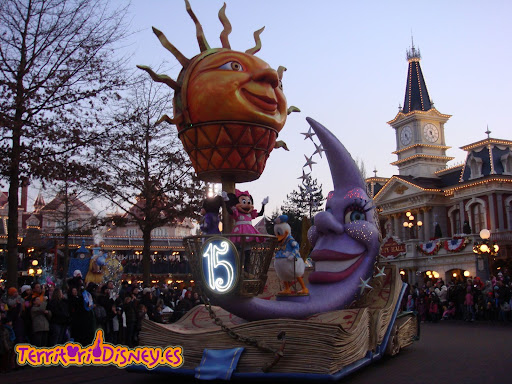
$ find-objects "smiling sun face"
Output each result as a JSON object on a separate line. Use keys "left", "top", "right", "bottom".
{"left": 137, "top": 1, "right": 294, "bottom": 182}
{"left": 186, "top": 50, "right": 287, "bottom": 131}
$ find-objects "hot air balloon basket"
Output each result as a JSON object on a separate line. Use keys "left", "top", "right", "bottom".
{"left": 183, "top": 234, "right": 278, "bottom": 297}
{"left": 178, "top": 122, "right": 278, "bottom": 183}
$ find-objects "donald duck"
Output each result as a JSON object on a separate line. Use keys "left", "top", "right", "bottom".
{"left": 274, "top": 215, "right": 309, "bottom": 295}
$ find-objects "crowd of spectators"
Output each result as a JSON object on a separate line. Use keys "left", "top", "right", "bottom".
{"left": 122, "top": 258, "right": 191, "bottom": 275}
{"left": 0, "top": 271, "right": 202, "bottom": 373}
{"left": 403, "top": 269, "right": 512, "bottom": 323}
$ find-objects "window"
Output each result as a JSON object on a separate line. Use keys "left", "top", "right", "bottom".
{"left": 152, "top": 228, "right": 167, "bottom": 237}
{"left": 501, "top": 152, "right": 512, "bottom": 175}
{"left": 126, "top": 228, "right": 138, "bottom": 237}
{"left": 468, "top": 154, "right": 483, "bottom": 179}
{"left": 472, "top": 204, "right": 485, "bottom": 233}
{"left": 452, "top": 210, "right": 461, "bottom": 234}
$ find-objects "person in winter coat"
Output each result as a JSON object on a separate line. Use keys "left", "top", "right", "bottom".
{"left": 48, "top": 288, "right": 70, "bottom": 345}
{"left": 31, "top": 296, "right": 50, "bottom": 347}
{"left": 464, "top": 286, "right": 475, "bottom": 322}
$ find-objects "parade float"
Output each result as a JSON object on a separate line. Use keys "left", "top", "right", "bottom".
{"left": 133, "top": 1, "right": 418, "bottom": 380}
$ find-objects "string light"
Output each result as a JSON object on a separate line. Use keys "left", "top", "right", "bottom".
{"left": 393, "top": 143, "right": 451, "bottom": 154}
{"left": 391, "top": 154, "right": 455, "bottom": 166}
{"left": 373, "top": 176, "right": 442, "bottom": 200}
{"left": 461, "top": 138, "right": 512, "bottom": 151}
{"left": 444, "top": 177, "right": 512, "bottom": 195}
{"left": 434, "top": 163, "right": 464, "bottom": 175}
{"left": 388, "top": 109, "right": 451, "bottom": 125}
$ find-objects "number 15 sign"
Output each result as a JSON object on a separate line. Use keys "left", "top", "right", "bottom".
{"left": 200, "top": 237, "right": 240, "bottom": 295}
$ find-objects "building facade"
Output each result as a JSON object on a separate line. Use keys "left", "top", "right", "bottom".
{"left": 367, "top": 44, "right": 512, "bottom": 285}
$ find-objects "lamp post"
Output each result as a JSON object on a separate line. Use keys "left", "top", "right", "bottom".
{"left": 403, "top": 211, "right": 423, "bottom": 240}
{"left": 473, "top": 228, "right": 499, "bottom": 280}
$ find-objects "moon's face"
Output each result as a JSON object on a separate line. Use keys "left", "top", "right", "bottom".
{"left": 308, "top": 187, "right": 377, "bottom": 284}
{"left": 186, "top": 50, "right": 287, "bottom": 131}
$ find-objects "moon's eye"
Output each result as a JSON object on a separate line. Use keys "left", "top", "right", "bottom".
{"left": 219, "top": 61, "right": 243, "bottom": 71}
{"left": 278, "top": 80, "right": 283, "bottom": 90}
{"left": 344, "top": 207, "right": 366, "bottom": 223}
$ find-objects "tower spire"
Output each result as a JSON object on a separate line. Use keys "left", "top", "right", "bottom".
{"left": 402, "top": 38, "right": 431, "bottom": 113}
{"left": 34, "top": 190, "right": 45, "bottom": 213}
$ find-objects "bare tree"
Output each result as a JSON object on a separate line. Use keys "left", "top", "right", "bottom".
{"left": 355, "top": 157, "right": 368, "bottom": 180}
{"left": 0, "top": 0, "right": 129, "bottom": 288}
{"left": 91, "top": 75, "right": 205, "bottom": 286}
{"left": 40, "top": 160, "right": 99, "bottom": 276}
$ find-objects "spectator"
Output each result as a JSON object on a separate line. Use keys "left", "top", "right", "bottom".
{"left": 48, "top": 288, "right": 70, "bottom": 345}
{"left": 0, "top": 317, "right": 15, "bottom": 373}
{"left": 442, "top": 301, "right": 456, "bottom": 320}
{"left": 5, "top": 287, "right": 26, "bottom": 344}
{"left": 406, "top": 294, "right": 415, "bottom": 312}
{"left": 464, "top": 286, "right": 475, "bottom": 322}
{"left": 31, "top": 296, "right": 50, "bottom": 347}
{"left": 123, "top": 296, "right": 137, "bottom": 347}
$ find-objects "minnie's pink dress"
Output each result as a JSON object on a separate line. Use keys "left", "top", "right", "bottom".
{"left": 231, "top": 207, "right": 264, "bottom": 243}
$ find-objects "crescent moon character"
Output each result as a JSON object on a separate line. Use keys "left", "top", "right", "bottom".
{"left": 212, "top": 117, "right": 380, "bottom": 320}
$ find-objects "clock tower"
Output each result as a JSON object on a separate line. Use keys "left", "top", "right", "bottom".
{"left": 388, "top": 43, "right": 454, "bottom": 178}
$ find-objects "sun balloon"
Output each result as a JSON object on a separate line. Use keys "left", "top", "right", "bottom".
{"left": 138, "top": 1, "right": 298, "bottom": 183}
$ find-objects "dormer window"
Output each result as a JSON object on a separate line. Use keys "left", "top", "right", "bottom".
{"left": 501, "top": 152, "right": 512, "bottom": 175}
{"left": 468, "top": 153, "right": 483, "bottom": 179}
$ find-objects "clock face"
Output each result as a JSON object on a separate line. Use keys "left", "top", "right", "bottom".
{"left": 423, "top": 123, "right": 439, "bottom": 143}
{"left": 400, "top": 126, "right": 413, "bottom": 146}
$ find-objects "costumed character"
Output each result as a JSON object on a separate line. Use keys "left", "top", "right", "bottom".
{"left": 273, "top": 215, "right": 308, "bottom": 295}
{"left": 85, "top": 252, "right": 106, "bottom": 285}
{"left": 223, "top": 189, "right": 268, "bottom": 243}
{"left": 212, "top": 118, "right": 381, "bottom": 320}
{"left": 200, "top": 195, "right": 223, "bottom": 235}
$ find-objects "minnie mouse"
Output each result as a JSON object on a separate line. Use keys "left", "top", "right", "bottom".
{"left": 223, "top": 189, "right": 268, "bottom": 243}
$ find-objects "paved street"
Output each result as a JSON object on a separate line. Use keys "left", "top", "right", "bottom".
{"left": 4, "top": 321, "right": 512, "bottom": 384}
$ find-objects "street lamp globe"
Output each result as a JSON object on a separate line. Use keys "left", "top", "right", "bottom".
{"left": 463, "top": 271, "right": 470, "bottom": 277}
{"left": 480, "top": 229, "right": 491, "bottom": 240}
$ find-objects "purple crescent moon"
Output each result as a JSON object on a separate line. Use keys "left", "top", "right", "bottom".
{"left": 212, "top": 117, "right": 380, "bottom": 320}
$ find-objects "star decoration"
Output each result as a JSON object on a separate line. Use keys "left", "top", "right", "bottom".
{"left": 374, "top": 266, "right": 386, "bottom": 278}
{"left": 313, "top": 142, "right": 325, "bottom": 158}
{"left": 358, "top": 277, "right": 372, "bottom": 295}
{"left": 297, "top": 169, "right": 310, "bottom": 182}
{"left": 303, "top": 154, "right": 316, "bottom": 171}
{"left": 301, "top": 126, "right": 316, "bottom": 141}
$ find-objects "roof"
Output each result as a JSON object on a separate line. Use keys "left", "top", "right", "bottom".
{"left": 459, "top": 137, "right": 512, "bottom": 182}
{"left": 393, "top": 175, "right": 446, "bottom": 190}
{"left": 0, "top": 192, "right": 8, "bottom": 208}
{"left": 402, "top": 44, "right": 432, "bottom": 113}
{"left": 41, "top": 193, "right": 94, "bottom": 213}
{"left": 34, "top": 191, "right": 45, "bottom": 211}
